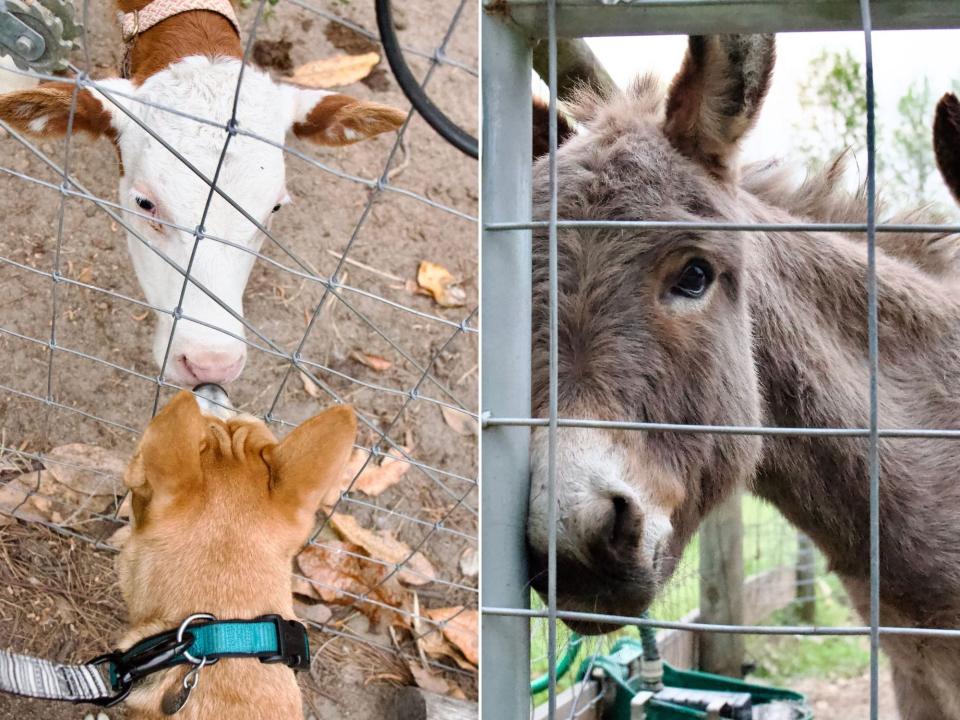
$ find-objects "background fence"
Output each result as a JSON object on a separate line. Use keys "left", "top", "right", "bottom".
{"left": 480, "top": 1, "right": 960, "bottom": 719}
{"left": 0, "top": 0, "right": 477, "bottom": 714}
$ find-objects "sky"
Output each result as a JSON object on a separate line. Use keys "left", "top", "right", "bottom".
{"left": 585, "top": 30, "right": 960, "bottom": 210}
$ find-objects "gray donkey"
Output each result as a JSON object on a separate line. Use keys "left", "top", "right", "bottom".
{"left": 526, "top": 35, "right": 960, "bottom": 719}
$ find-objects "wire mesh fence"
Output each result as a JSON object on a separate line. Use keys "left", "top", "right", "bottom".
{"left": 0, "top": 0, "right": 477, "bottom": 710}
{"left": 481, "top": 1, "right": 960, "bottom": 719}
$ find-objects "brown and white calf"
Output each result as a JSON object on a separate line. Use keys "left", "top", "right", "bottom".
{"left": 0, "top": 0, "right": 405, "bottom": 385}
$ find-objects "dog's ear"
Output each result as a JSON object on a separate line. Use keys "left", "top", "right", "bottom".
{"left": 264, "top": 405, "right": 357, "bottom": 523}
{"left": 125, "top": 391, "right": 205, "bottom": 517}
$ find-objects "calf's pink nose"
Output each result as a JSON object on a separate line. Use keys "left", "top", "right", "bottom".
{"left": 179, "top": 351, "right": 245, "bottom": 384}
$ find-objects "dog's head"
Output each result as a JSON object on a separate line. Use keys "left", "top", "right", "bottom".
{"left": 118, "top": 390, "right": 356, "bottom": 622}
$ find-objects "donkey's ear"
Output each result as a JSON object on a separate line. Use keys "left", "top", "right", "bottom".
{"left": 0, "top": 79, "right": 133, "bottom": 140}
{"left": 264, "top": 405, "right": 357, "bottom": 522}
{"left": 934, "top": 92, "right": 960, "bottom": 204}
{"left": 125, "top": 391, "right": 204, "bottom": 504}
{"left": 532, "top": 95, "right": 577, "bottom": 160}
{"left": 286, "top": 87, "right": 406, "bottom": 146}
{"left": 664, "top": 34, "right": 775, "bottom": 181}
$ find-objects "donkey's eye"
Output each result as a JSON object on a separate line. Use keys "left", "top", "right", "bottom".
{"left": 135, "top": 196, "right": 156, "bottom": 213}
{"left": 671, "top": 259, "right": 714, "bottom": 299}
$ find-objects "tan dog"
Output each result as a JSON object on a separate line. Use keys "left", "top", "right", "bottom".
{"left": 115, "top": 389, "right": 356, "bottom": 719}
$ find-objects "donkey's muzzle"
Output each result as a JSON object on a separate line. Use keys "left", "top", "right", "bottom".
{"left": 193, "top": 383, "right": 235, "bottom": 420}
{"left": 527, "top": 538, "right": 658, "bottom": 636}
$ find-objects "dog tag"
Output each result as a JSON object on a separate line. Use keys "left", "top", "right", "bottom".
{"left": 161, "top": 682, "right": 193, "bottom": 716}
{"left": 161, "top": 664, "right": 202, "bottom": 716}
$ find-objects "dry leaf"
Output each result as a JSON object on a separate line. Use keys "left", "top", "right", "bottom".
{"left": 459, "top": 547, "right": 478, "bottom": 579}
{"left": 45, "top": 444, "right": 126, "bottom": 496}
{"left": 354, "top": 446, "right": 410, "bottom": 496}
{"left": 292, "top": 575, "right": 320, "bottom": 599}
{"left": 299, "top": 370, "right": 321, "bottom": 399}
{"left": 407, "top": 662, "right": 452, "bottom": 695}
{"left": 440, "top": 406, "right": 479, "bottom": 437}
{"left": 349, "top": 351, "right": 392, "bottom": 372}
{"left": 294, "top": 599, "right": 333, "bottom": 626}
{"left": 417, "top": 261, "right": 467, "bottom": 308}
{"left": 0, "top": 475, "right": 48, "bottom": 523}
{"left": 329, "top": 513, "right": 435, "bottom": 586}
{"left": 291, "top": 52, "right": 380, "bottom": 88}
{"left": 426, "top": 607, "right": 478, "bottom": 666}
{"left": 322, "top": 446, "right": 413, "bottom": 507}
{"left": 418, "top": 631, "right": 475, "bottom": 672}
{"left": 296, "top": 541, "right": 405, "bottom": 623}
{"left": 0, "top": 469, "right": 116, "bottom": 528}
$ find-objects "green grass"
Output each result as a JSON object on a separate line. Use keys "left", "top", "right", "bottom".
{"left": 746, "top": 574, "right": 872, "bottom": 685}
{"left": 529, "top": 495, "right": 864, "bottom": 706}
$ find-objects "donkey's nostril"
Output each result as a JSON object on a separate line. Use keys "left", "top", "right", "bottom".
{"left": 610, "top": 495, "right": 629, "bottom": 544}
{"left": 601, "top": 494, "right": 642, "bottom": 559}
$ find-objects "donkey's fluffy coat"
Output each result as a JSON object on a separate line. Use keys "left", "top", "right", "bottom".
{"left": 527, "top": 35, "right": 960, "bottom": 720}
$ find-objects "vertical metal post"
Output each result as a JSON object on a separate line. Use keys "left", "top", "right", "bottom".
{"left": 858, "top": 2, "right": 881, "bottom": 719}
{"left": 545, "top": 0, "right": 559, "bottom": 715}
{"left": 698, "top": 490, "right": 744, "bottom": 677}
{"left": 480, "top": 7, "right": 532, "bottom": 719}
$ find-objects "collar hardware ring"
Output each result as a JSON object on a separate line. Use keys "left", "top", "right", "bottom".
{"left": 176, "top": 613, "right": 217, "bottom": 665}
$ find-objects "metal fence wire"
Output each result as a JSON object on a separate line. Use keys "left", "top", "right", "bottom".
{"left": 0, "top": 0, "right": 477, "bottom": 704}
{"left": 480, "top": 1, "right": 960, "bottom": 719}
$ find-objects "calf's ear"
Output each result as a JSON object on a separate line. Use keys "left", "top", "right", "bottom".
{"left": 285, "top": 86, "right": 406, "bottom": 146}
{"left": 0, "top": 78, "right": 133, "bottom": 140}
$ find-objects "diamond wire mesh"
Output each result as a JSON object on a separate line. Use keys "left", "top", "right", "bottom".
{"left": 0, "top": 0, "right": 477, "bottom": 698}
{"left": 480, "top": 2, "right": 960, "bottom": 719}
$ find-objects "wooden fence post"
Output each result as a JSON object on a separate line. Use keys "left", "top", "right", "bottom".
{"left": 698, "top": 489, "right": 745, "bottom": 677}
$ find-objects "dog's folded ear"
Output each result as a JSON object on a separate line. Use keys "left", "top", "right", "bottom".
{"left": 264, "top": 404, "right": 357, "bottom": 521}
{"left": 125, "top": 390, "right": 205, "bottom": 504}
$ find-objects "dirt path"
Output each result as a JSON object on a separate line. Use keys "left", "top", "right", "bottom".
{"left": 793, "top": 671, "right": 898, "bottom": 719}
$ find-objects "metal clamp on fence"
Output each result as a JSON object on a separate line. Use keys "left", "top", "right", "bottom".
{"left": 0, "top": 0, "right": 80, "bottom": 71}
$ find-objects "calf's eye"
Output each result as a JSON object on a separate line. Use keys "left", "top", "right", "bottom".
{"left": 671, "top": 259, "right": 714, "bottom": 299}
{"left": 135, "top": 196, "right": 155, "bottom": 213}
{"left": 272, "top": 204, "right": 282, "bottom": 213}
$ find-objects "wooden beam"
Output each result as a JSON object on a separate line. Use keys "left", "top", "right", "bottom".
{"left": 489, "top": 0, "right": 960, "bottom": 38}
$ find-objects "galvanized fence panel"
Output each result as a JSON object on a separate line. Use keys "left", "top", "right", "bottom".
{"left": 479, "top": 1, "right": 960, "bottom": 718}
{"left": 0, "top": 0, "right": 478, "bottom": 704}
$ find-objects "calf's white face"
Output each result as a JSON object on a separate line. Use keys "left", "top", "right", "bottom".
{"left": 0, "top": 56, "right": 405, "bottom": 385}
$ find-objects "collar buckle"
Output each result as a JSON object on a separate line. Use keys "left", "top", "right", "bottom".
{"left": 258, "top": 615, "right": 311, "bottom": 672}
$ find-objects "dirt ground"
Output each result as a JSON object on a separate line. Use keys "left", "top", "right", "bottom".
{"left": 794, "top": 671, "right": 898, "bottom": 719}
{"left": 0, "top": 0, "right": 477, "bottom": 717}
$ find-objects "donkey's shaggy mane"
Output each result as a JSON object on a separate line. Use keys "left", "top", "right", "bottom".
{"left": 558, "top": 76, "right": 960, "bottom": 278}
{"left": 743, "top": 154, "right": 960, "bottom": 277}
